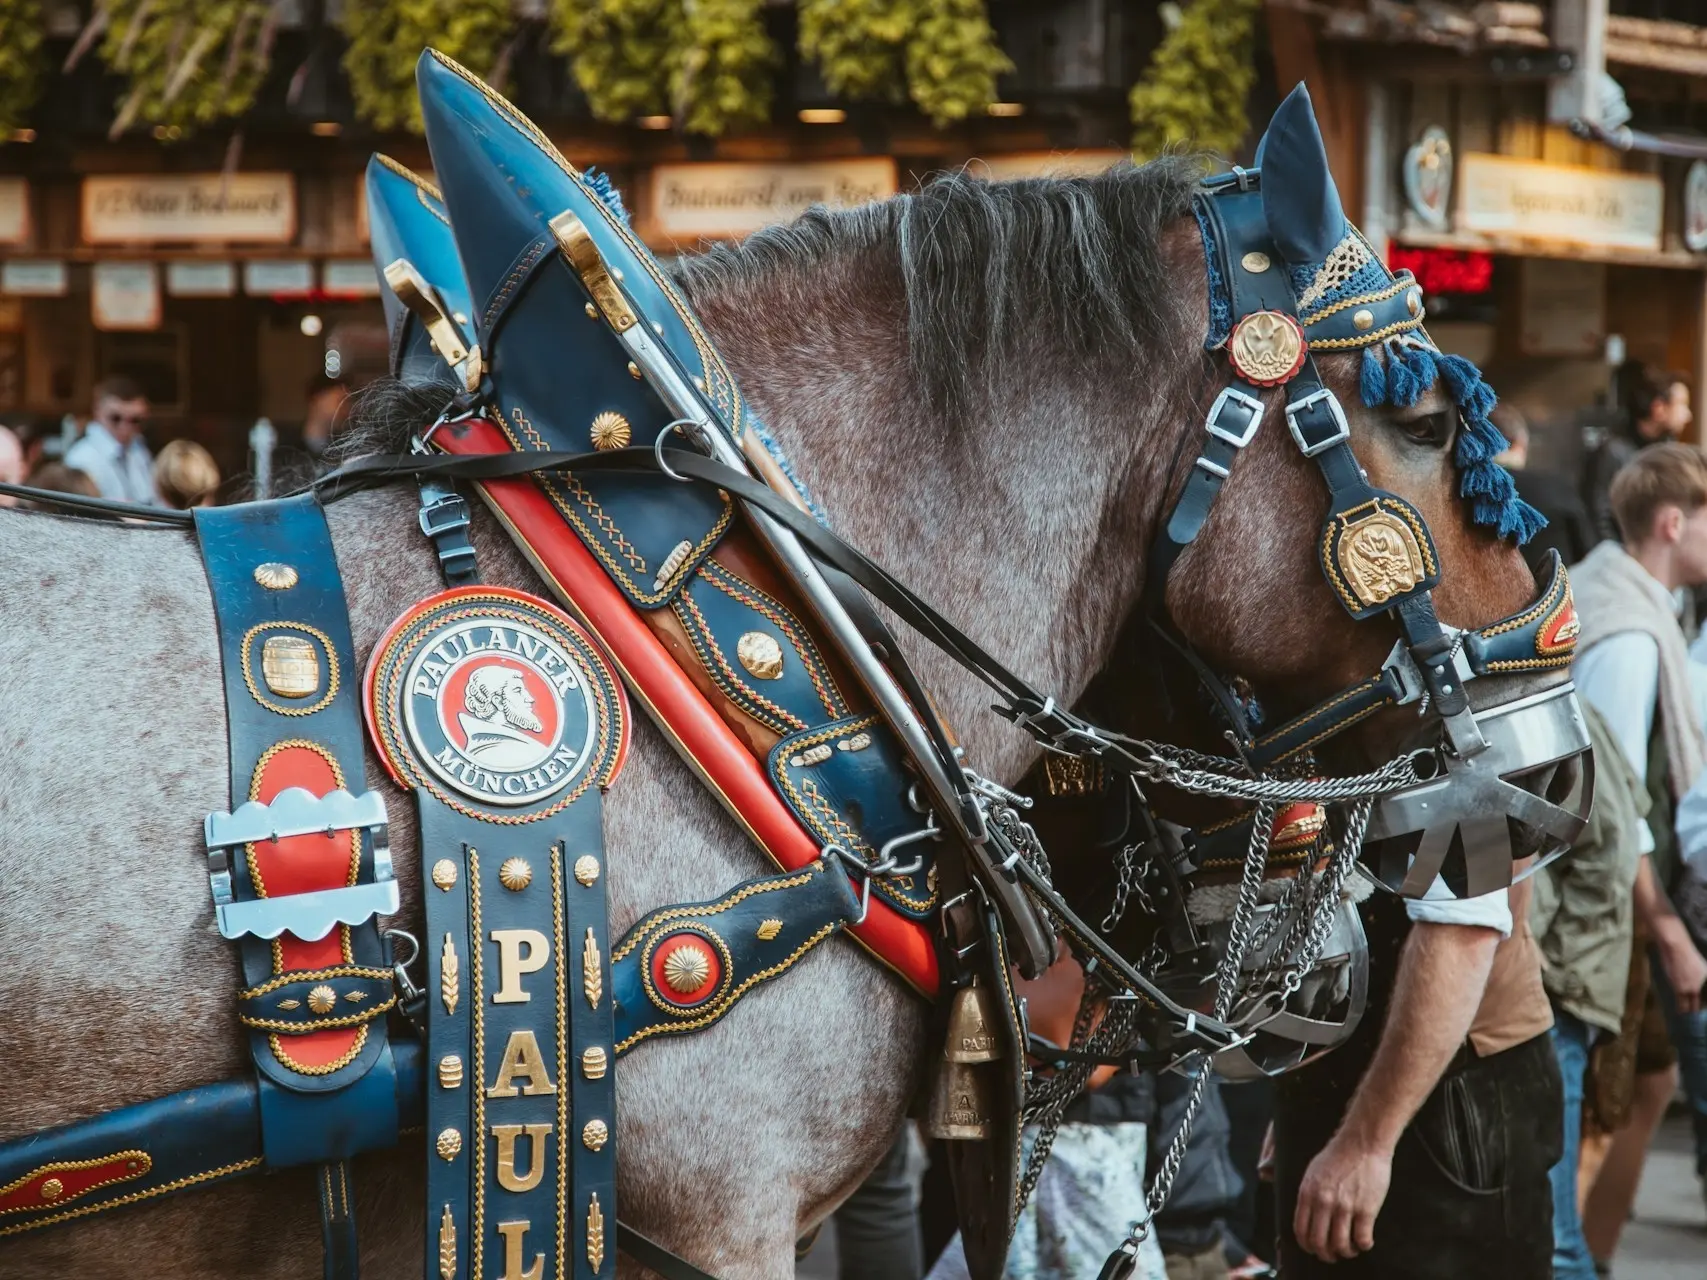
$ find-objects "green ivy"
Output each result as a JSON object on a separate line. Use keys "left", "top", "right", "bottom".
{"left": 905, "top": 0, "right": 1011, "bottom": 127}
{"left": 551, "top": 0, "right": 683, "bottom": 124}
{"left": 100, "top": 0, "right": 271, "bottom": 135}
{"left": 797, "top": 0, "right": 910, "bottom": 103}
{"left": 799, "top": 0, "right": 1008, "bottom": 126}
{"left": 341, "top": 0, "right": 510, "bottom": 133}
{"left": 674, "top": 0, "right": 776, "bottom": 137}
{"left": 1129, "top": 0, "right": 1261, "bottom": 161}
{"left": 0, "top": 0, "right": 42, "bottom": 140}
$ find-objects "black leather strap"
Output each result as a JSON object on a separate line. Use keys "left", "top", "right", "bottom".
{"left": 415, "top": 474, "right": 480, "bottom": 586}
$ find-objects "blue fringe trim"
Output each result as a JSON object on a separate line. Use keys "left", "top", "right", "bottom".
{"left": 1193, "top": 201, "right": 1231, "bottom": 349}
{"left": 1359, "top": 345, "right": 1545, "bottom": 544}
{"left": 747, "top": 414, "right": 830, "bottom": 527}
{"left": 583, "top": 168, "right": 630, "bottom": 226}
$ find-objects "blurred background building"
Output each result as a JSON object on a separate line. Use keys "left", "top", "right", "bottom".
{"left": 0, "top": 1, "right": 1704, "bottom": 486}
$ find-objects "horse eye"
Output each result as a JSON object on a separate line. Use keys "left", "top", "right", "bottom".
{"left": 1398, "top": 411, "right": 1454, "bottom": 448}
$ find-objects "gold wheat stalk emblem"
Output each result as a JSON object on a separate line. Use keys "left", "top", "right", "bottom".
{"left": 587, "top": 1193, "right": 606, "bottom": 1271}
{"left": 438, "top": 1204, "right": 456, "bottom": 1280}
{"left": 441, "top": 934, "right": 459, "bottom": 1016}
{"left": 583, "top": 928, "right": 602, "bottom": 1009}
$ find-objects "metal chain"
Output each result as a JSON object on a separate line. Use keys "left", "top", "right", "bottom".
{"left": 1101, "top": 841, "right": 1150, "bottom": 933}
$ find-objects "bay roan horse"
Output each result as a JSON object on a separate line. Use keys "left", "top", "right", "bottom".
{"left": 0, "top": 157, "right": 1554, "bottom": 1278}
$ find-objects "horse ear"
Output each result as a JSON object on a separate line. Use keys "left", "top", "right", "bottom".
{"left": 1258, "top": 83, "right": 1348, "bottom": 265}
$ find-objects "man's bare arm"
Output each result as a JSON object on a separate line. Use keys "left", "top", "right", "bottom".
{"left": 1293, "top": 921, "right": 1499, "bottom": 1261}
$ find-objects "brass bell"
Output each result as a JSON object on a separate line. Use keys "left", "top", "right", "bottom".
{"left": 926, "top": 1057, "right": 994, "bottom": 1141}
{"left": 944, "top": 980, "right": 1003, "bottom": 1064}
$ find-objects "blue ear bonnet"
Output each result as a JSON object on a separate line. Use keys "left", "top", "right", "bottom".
{"left": 1194, "top": 81, "right": 1542, "bottom": 546}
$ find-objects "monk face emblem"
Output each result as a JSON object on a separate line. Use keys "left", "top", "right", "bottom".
{"left": 402, "top": 616, "right": 600, "bottom": 807}
{"left": 1229, "top": 310, "right": 1306, "bottom": 386}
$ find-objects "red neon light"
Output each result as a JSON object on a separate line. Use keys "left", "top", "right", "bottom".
{"left": 1388, "top": 247, "right": 1494, "bottom": 296}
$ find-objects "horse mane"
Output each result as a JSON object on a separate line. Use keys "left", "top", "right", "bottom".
{"left": 673, "top": 155, "right": 1208, "bottom": 416}
{"left": 340, "top": 156, "right": 1208, "bottom": 455}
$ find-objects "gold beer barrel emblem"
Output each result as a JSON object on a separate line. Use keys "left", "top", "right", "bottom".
{"left": 261, "top": 634, "right": 321, "bottom": 698}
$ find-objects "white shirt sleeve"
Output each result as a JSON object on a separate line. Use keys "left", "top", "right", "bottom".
{"left": 1677, "top": 779, "right": 1707, "bottom": 879}
{"left": 1574, "top": 631, "right": 1661, "bottom": 855}
{"left": 1404, "top": 877, "right": 1513, "bottom": 937}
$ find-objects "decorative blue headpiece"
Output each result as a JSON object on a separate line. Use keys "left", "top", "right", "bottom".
{"left": 1195, "top": 86, "right": 1543, "bottom": 544}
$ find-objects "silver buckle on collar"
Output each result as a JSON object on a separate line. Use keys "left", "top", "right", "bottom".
{"left": 1286, "top": 388, "right": 1351, "bottom": 457}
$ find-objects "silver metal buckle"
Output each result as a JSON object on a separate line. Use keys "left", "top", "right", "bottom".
{"left": 1205, "top": 386, "right": 1265, "bottom": 448}
{"left": 204, "top": 788, "right": 397, "bottom": 941}
{"left": 1285, "top": 388, "right": 1351, "bottom": 457}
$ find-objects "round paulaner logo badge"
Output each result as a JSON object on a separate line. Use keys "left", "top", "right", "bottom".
{"left": 366, "top": 588, "right": 627, "bottom": 820}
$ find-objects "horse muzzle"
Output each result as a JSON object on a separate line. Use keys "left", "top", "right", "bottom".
{"left": 1364, "top": 680, "right": 1594, "bottom": 899}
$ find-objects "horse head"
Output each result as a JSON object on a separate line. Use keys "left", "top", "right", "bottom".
{"left": 1030, "top": 85, "right": 1592, "bottom": 1076}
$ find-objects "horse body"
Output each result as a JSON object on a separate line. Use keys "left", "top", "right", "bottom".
{"left": 0, "top": 157, "right": 1559, "bottom": 1278}
{"left": 0, "top": 175, "right": 1219, "bottom": 1278}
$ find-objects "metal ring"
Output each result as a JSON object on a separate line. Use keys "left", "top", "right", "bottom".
{"left": 384, "top": 927, "right": 420, "bottom": 969}
{"left": 653, "top": 417, "right": 698, "bottom": 483}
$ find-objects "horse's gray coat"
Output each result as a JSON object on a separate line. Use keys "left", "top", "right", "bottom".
{"left": 0, "top": 163, "right": 1541, "bottom": 1278}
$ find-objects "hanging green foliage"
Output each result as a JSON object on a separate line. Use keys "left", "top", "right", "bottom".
{"left": 99, "top": 0, "right": 272, "bottom": 136}
{"left": 550, "top": 0, "right": 683, "bottom": 124}
{"left": 904, "top": 0, "right": 1011, "bottom": 127}
{"left": 0, "top": 0, "right": 42, "bottom": 140}
{"left": 798, "top": 0, "right": 1009, "bottom": 128}
{"left": 797, "top": 0, "right": 909, "bottom": 103}
{"left": 1129, "top": 0, "right": 1261, "bottom": 161}
{"left": 672, "top": 0, "right": 776, "bottom": 137}
{"left": 341, "top": 0, "right": 511, "bottom": 134}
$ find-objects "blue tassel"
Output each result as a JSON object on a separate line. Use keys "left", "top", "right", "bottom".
{"left": 1359, "top": 347, "right": 1387, "bottom": 407}
{"left": 583, "top": 168, "right": 630, "bottom": 226}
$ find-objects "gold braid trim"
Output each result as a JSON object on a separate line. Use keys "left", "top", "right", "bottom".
{"left": 0, "top": 1158, "right": 264, "bottom": 1238}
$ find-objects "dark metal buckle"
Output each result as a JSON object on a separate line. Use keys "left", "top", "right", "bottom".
{"left": 418, "top": 492, "right": 471, "bottom": 539}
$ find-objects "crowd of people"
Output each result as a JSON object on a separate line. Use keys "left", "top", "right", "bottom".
{"left": 0, "top": 375, "right": 226, "bottom": 513}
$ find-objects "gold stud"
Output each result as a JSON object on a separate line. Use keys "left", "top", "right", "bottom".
{"left": 1353, "top": 309, "right": 1374, "bottom": 331}
{"left": 736, "top": 631, "right": 784, "bottom": 680}
{"left": 436, "top": 1128, "right": 463, "bottom": 1161}
{"left": 438, "top": 1054, "right": 464, "bottom": 1089}
{"left": 662, "top": 942, "right": 712, "bottom": 993}
{"left": 756, "top": 919, "right": 783, "bottom": 941}
{"left": 39, "top": 1178, "right": 63, "bottom": 1202}
{"left": 1241, "top": 251, "right": 1271, "bottom": 273}
{"left": 627, "top": 361, "right": 641, "bottom": 379}
{"left": 574, "top": 855, "right": 600, "bottom": 886}
{"left": 431, "top": 858, "right": 457, "bottom": 891}
{"left": 590, "top": 411, "right": 631, "bottom": 451}
{"left": 584, "top": 301, "right": 598, "bottom": 319}
{"left": 307, "top": 984, "right": 337, "bottom": 1015}
{"left": 1407, "top": 287, "right": 1422, "bottom": 316}
{"left": 498, "top": 857, "right": 532, "bottom": 892}
{"left": 582, "top": 1118, "right": 610, "bottom": 1151}
{"left": 260, "top": 635, "right": 319, "bottom": 698}
{"left": 253, "top": 562, "right": 299, "bottom": 591}
{"left": 581, "top": 1045, "right": 608, "bottom": 1079}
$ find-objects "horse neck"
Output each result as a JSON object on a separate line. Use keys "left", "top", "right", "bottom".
{"left": 688, "top": 246, "right": 1205, "bottom": 783}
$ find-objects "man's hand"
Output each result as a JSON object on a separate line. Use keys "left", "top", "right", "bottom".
{"left": 1654, "top": 918, "right": 1707, "bottom": 1014}
{"left": 1293, "top": 1131, "right": 1394, "bottom": 1261}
